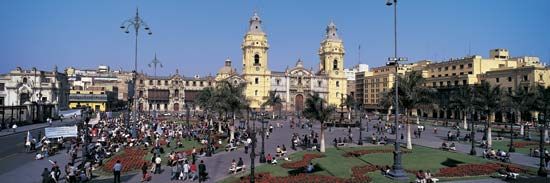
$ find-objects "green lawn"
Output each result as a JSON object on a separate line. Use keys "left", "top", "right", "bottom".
{"left": 358, "top": 145, "right": 492, "bottom": 173}
{"left": 220, "top": 145, "right": 527, "bottom": 183}
{"left": 491, "top": 139, "right": 530, "bottom": 155}
{"left": 144, "top": 138, "right": 202, "bottom": 164}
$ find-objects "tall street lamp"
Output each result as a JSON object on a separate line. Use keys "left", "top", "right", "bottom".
{"left": 385, "top": 0, "right": 408, "bottom": 180}
{"left": 148, "top": 53, "right": 163, "bottom": 77}
{"left": 509, "top": 110, "right": 516, "bottom": 152}
{"left": 120, "top": 8, "right": 153, "bottom": 128}
{"left": 358, "top": 105, "right": 364, "bottom": 145}
{"left": 537, "top": 113, "right": 547, "bottom": 177}
{"left": 259, "top": 111, "right": 267, "bottom": 163}
{"left": 249, "top": 111, "right": 257, "bottom": 183}
{"left": 469, "top": 112, "right": 476, "bottom": 155}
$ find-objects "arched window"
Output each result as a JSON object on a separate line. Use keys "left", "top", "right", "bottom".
{"left": 255, "top": 77, "right": 259, "bottom": 84}
{"left": 156, "top": 104, "right": 160, "bottom": 110}
{"left": 254, "top": 54, "right": 260, "bottom": 65}
{"left": 333, "top": 59, "right": 338, "bottom": 70}
{"left": 23, "top": 77, "right": 27, "bottom": 84}
{"left": 336, "top": 81, "right": 340, "bottom": 87}
{"left": 174, "top": 89, "right": 179, "bottom": 97}
{"left": 255, "top": 90, "right": 258, "bottom": 96}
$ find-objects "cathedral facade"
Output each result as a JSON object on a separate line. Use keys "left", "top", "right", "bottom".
{"left": 216, "top": 12, "right": 347, "bottom": 112}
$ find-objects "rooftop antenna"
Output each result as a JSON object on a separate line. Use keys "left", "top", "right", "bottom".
{"left": 467, "top": 41, "right": 472, "bottom": 57}
{"left": 358, "top": 44, "right": 361, "bottom": 65}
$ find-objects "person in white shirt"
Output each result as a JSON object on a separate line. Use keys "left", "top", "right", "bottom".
{"left": 182, "top": 161, "right": 190, "bottom": 180}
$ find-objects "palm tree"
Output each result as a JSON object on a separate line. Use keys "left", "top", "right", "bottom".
{"left": 379, "top": 91, "right": 394, "bottom": 122}
{"left": 303, "top": 92, "right": 336, "bottom": 153}
{"left": 344, "top": 94, "right": 356, "bottom": 120}
{"left": 450, "top": 86, "right": 476, "bottom": 130}
{"left": 534, "top": 85, "right": 550, "bottom": 176}
{"left": 197, "top": 87, "right": 215, "bottom": 125}
{"left": 450, "top": 85, "right": 478, "bottom": 155}
{"left": 262, "top": 90, "right": 283, "bottom": 119}
{"left": 473, "top": 81, "right": 502, "bottom": 148}
{"left": 395, "top": 71, "right": 435, "bottom": 149}
{"left": 504, "top": 87, "right": 536, "bottom": 147}
{"left": 217, "top": 80, "right": 246, "bottom": 141}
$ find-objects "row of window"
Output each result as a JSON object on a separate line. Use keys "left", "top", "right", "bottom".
{"left": 139, "top": 79, "right": 212, "bottom": 87}
{"left": 431, "top": 71, "right": 473, "bottom": 78}
{"left": 138, "top": 90, "right": 180, "bottom": 98}
{"left": 270, "top": 78, "right": 338, "bottom": 87}
{"left": 432, "top": 63, "right": 473, "bottom": 72}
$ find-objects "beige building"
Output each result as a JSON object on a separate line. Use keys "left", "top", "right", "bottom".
{"left": 356, "top": 49, "right": 548, "bottom": 112}
{"left": 135, "top": 71, "right": 215, "bottom": 112}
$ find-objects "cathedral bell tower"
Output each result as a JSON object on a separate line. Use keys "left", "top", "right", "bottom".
{"left": 319, "top": 21, "right": 346, "bottom": 106}
{"left": 242, "top": 12, "right": 271, "bottom": 109}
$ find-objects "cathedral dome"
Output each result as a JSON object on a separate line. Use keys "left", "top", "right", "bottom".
{"left": 218, "top": 58, "right": 236, "bottom": 75}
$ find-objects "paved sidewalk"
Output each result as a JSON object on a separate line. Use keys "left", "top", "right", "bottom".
{"left": 0, "top": 117, "right": 80, "bottom": 137}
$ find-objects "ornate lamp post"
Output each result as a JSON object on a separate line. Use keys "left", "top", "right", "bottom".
{"left": 120, "top": 8, "right": 153, "bottom": 128}
{"left": 186, "top": 103, "right": 190, "bottom": 128}
{"left": 537, "top": 113, "right": 547, "bottom": 177}
{"left": 385, "top": 0, "right": 408, "bottom": 180}
{"left": 148, "top": 53, "right": 163, "bottom": 77}
{"left": 259, "top": 110, "right": 267, "bottom": 163}
{"left": 469, "top": 112, "right": 476, "bottom": 155}
{"left": 358, "top": 105, "right": 364, "bottom": 145}
{"left": 509, "top": 110, "right": 516, "bottom": 152}
{"left": 250, "top": 111, "right": 257, "bottom": 183}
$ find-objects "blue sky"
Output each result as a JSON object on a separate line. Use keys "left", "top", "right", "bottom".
{"left": 0, "top": 0, "right": 549, "bottom": 76}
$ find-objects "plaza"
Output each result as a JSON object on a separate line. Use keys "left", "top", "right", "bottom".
{"left": 1, "top": 1, "right": 550, "bottom": 183}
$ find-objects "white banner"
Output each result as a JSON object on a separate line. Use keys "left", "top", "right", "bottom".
{"left": 45, "top": 126, "right": 78, "bottom": 138}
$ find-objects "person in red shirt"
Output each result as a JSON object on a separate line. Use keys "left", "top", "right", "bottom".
{"left": 266, "top": 154, "right": 273, "bottom": 164}
{"left": 190, "top": 162, "right": 198, "bottom": 181}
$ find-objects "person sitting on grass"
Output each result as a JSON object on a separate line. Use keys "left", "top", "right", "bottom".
{"left": 306, "top": 163, "right": 314, "bottom": 173}
{"left": 237, "top": 157, "right": 244, "bottom": 168}
{"left": 441, "top": 141, "right": 448, "bottom": 149}
{"left": 424, "top": 170, "right": 433, "bottom": 183}
{"left": 449, "top": 142, "right": 456, "bottom": 151}
{"left": 266, "top": 154, "right": 273, "bottom": 164}
{"left": 416, "top": 170, "right": 426, "bottom": 183}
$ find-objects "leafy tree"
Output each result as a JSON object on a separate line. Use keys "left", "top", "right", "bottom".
{"left": 302, "top": 93, "right": 336, "bottom": 153}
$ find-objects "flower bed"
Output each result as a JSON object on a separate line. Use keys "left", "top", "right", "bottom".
{"left": 344, "top": 149, "right": 411, "bottom": 157}
{"left": 435, "top": 163, "right": 527, "bottom": 177}
{"left": 350, "top": 165, "right": 378, "bottom": 182}
{"left": 281, "top": 154, "right": 323, "bottom": 169}
{"left": 236, "top": 173, "right": 347, "bottom": 183}
{"left": 510, "top": 141, "right": 544, "bottom": 148}
{"left": 102, "top": 148, "right": 149, "bottom": 172}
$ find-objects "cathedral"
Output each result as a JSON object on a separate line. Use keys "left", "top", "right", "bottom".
{"left": 215, "top": 12, "right": 347, "bottom": 112}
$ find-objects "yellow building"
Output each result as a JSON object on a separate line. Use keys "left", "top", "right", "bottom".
{"left": 214, "top": 12, "right": 348, "bottom": 112}
{"left": 241, "top": 12, "right": 271, "bottom": 108}
{"left": 356, "top": 48, "right": 548, "bottom": 113}
{"left": 318, "top": 21, "right": 347, "bottom": 106}
{"left": 68, "top": 87, "right": 111, "bottom": 112}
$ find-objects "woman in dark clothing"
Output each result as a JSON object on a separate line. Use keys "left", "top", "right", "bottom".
{"left": 141, "top": 162, "right": 148, "bottom": 181}
{"left": 41, "top": 168, "right": 51, "bottom": 183}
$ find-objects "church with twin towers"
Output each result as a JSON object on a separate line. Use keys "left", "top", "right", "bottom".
{"left": 215, "top": 12, "right": 347, "bottom": 112}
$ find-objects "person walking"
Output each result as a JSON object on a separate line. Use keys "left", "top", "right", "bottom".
{"left": 113, "top": 160, "right": 122, "bottom": 183}
{"left": 141, "top": 162, "right": 148, "bottom": 182}
{"left": 198, "top": 160, "right": 207, "bottom": 182}
{"left": 154, "top": 155, "right": 162, "bottom": 174}
{"left": 182, "top": 160, "right": 190, "bottom": 180}
{"left": 190, "top": 161, "right": 197, "bottom": 181}
{"left": 41, "top": 168, "right": 51, "bottom": 183}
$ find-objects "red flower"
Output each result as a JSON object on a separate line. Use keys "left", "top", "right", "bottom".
{"left": 281, "top": 154, "right": 323, "bottom": 169}
{"left": 102, "top": 148, "right": 149, "bottom": 172}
